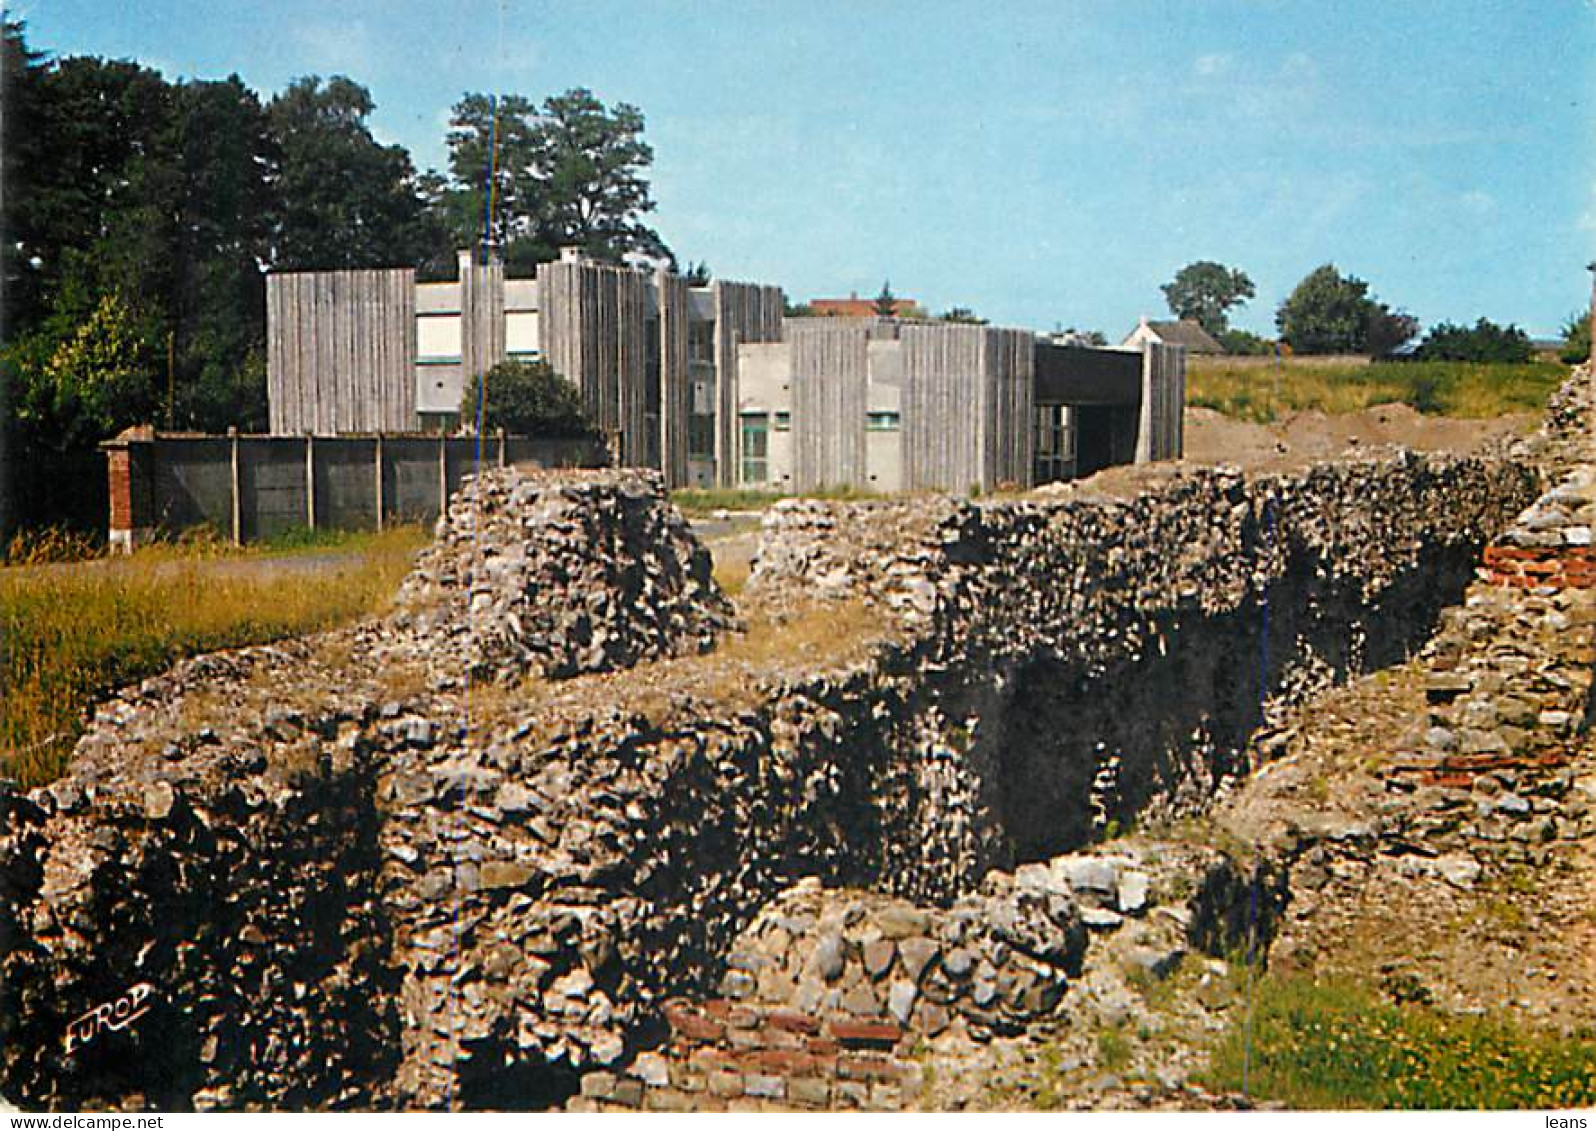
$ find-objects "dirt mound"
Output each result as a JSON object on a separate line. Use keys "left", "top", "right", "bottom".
{"left": 1183, "top": 403, "right": 1534, "bottom": 474}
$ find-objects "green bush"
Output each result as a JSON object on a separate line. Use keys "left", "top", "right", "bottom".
{"left": 1561, "top": 310, "right": 1590, "bottom": 364}
{"left": 1218, "top": 328, "right": 1274, "bottom": 356}
{"left": 1414, "top": 318, "right": 1533, "bottom": 364}
{"left": 463, "top": 358, "right": 595, "bottom": 437}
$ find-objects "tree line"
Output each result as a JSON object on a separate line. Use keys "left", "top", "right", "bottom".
{"left": 1160, "top": 259, "right": 1587, "bottom": 364}
{"left": 1, "top": 20, "right": 674, "bottom": 533}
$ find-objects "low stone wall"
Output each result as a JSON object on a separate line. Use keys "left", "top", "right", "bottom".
{"left": 1390, "top": 460, "right": 1596, "bottom": 800}
{"left": 1479, "top": 465, "right": 1596, "bottom": 590}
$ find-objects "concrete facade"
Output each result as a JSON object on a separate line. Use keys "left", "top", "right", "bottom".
{"left": 736, "top": 321, "right": 1179, "bottom": 493}
{"left": 266, "top": 250, "right": 1185, "bottom": 495}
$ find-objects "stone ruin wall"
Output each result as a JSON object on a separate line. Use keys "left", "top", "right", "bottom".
{"left": 0, "top": 401, "right": 1559, "bottom": 1110}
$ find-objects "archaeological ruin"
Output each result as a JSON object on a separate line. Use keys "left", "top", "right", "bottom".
{"left": 2, "top": 364, "right": 1592, "bottom": 1111}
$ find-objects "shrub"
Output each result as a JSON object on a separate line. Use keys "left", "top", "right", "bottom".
{"left": 1218, "top": 328, "right": 1274, "bottom": 356}
{"left": 463, "top": 359, "right": 595, "bottom": 437}
{"left": 1560, "top": 309, "right": 1590, "bottom": 364}
{"left": 1415, "top": 318, "right": 1533, "bottom": 364}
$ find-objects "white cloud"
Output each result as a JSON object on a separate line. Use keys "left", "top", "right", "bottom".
{"left": 1193, "top": 53, "right": 1233, "bottom": 78}
{"left": 1460, "top": 190, "right": 1496, "bottom": 216}
{"left": 1581, "top": 178, "right": 1596, "bottom": 233}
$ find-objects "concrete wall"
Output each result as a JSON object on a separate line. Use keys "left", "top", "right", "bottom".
{"left": 266, "top": 268, "right": 417, "bottom": 433}
{"left": 736, "top": 343, "right": 795, "bottom": 490}
{"left": 102, "top": 432, "right": 607, "bottom": 547}
{"left": 737, "top": 320, "right": 1043, "bottom": 495}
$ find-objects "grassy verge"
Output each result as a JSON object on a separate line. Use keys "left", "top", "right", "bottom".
{"left": 1187, "top": 358, "right": 1568, "bottom": 423}
{"left": 1202, "top": 974, "right": 1596, "bottom": 1109}
{"left": 0, "top": 525, "right": 428, "bottom": 787}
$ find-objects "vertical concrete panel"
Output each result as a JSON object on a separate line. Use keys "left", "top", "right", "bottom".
{"left": 657, "top": 271, "right": 691, "bottom": 487}
{"left": 790, "top": 320, "right": 869, "bottom": 492}
{"left": 266, "top": 268, "right": 417, "bottom": 434}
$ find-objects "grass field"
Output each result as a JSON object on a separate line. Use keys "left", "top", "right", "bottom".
{"left": 0, "top": 525, "right": 427, "bottom": 787}
{"left": 1202, "top": 974, "right": 1596, "bottom": 1109}
{"left": 1187, "top": 357, "right": 1569, "bottom": 423}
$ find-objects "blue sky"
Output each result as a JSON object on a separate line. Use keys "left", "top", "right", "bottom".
{"left": 12, "top": 0, "right": 1596, "bottom": 338}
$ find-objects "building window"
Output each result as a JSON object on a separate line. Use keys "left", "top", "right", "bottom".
{"left": 1034, "top": 404, "right": 1076, "bottom": 484}
{"left": 688, "top": 322, "right": 715, "bottom": 365}
{"left": 774, "top": 411, "right": 791, "bottom": 431}
{"left": 688, "top": 415, "right": 715, "bottom": 460}
{"left": 866, "top": 411, "right": 901, "bottom": 431}
{"left": 417, "top": 314, "right": 463, "bottom": 361}
{"left": 740, "top": 413, "right": 769, "bottom": 483}
{"left": 417, "top": 411, "right": 461, "bottom": 435}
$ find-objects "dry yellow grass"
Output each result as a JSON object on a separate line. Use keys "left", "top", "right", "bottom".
{"left": 460, "top": 595, "right": 890, "bottom": 750}
{"left": 1187, "top": 357, "right": 1567, "bottom": 423}
{"left": 0, "top": 526, "right": 427, "bottom": 786}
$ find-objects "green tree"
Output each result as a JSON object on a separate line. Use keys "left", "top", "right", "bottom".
{"left": 156, "top": 77, "right": 278, "bottom": 431}
{"left": 6, "top": 286, "right": 162, "bottom": 529}
{"left": 267, "top": 75, "right": 446, "bottom": 271}
{"left": 1276, "top": 263, "right": 1411, "bottom": 355}
{"left": 2, "top": 20, "right": 52, "bottom": 332}
{"left": 1415, "top": 318, "right": 1533, "bottom": 363}
{"left": 465, "top": 359, "right": 594, "bottom": 436}
{"left": 939, "top": 306, "right": 987, "bottom": 324}
{"left": 443, "top": 92, "right": 540, "bottom": 265}
{"left": 528, "top": 88, "right": 669, "bottom": 264}
{"left": 1217, "top": 328, "right": 1273, "bottom": 356}
{"left": 874, "top": 280, "right": 898, "bottom": 317}
{"left": 443, "top": 88, "right": 670, "bottom": 271}
{"left": 6, "top": 43, "right": 172, "bottom": 333}
{"left": 680, "top": 260, "right": 711, "bottom": 286}
{"left": 34, "top": 292, "right": 159, "bottom": 447}
{"left": 1365, "top": 306, "right": 1420, "bottom": 357}
{"left": 1161, "top": 261, "right": 1255, "bottom": 336}
{"left": 1560, "top": 309, "right": 1590, "bottom": 364}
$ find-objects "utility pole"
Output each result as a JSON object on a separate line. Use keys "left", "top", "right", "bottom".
{"left": 1585, "top": 262, "right": 1594, "bottom": 425}
{"left": 166, "top": 331, "right": 175, "bottom": 430}
{"left": 1586, "top": 261, "right": 1594, "bottom": 347}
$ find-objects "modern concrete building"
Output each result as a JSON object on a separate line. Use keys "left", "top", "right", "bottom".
{"left": 735, "top": 320, "right": 1181, "bottom": 493}
{"left": 266, "top": 250, "right": 1184, "bottom": 493}
{"left": 267, "top": 248, "right": 782, "bottom": 488}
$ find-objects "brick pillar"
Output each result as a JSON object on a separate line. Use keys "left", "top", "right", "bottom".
{"left": 102, "top": 427, "right": 156, "bottom": 553}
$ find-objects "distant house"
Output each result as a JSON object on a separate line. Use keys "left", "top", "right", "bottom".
{"left": 809, "top": 292, "right": 921, "bottom": 319}
{"left": 1121, "top": 316, "right": 1223, "bottom": 355}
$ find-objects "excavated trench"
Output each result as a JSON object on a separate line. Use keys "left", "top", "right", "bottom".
{"left": 992, "top": 542, "right": 1485, "bottom": 862}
